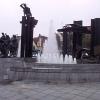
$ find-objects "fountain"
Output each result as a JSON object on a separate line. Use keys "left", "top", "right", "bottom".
{"left": 16, "top": 21, "right": 77, "bottom": 64}
{"left": 11, "top": 4, "right": 100, "bottom": 83}
{"left": 37, "top": 21, "right": 77, "bottom": 64}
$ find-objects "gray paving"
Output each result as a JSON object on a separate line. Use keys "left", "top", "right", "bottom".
{"left": 0, "top": 81, "right": 100, "bottom": 100}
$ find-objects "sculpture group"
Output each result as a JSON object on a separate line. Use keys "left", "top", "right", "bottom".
{"left": 0, "top": 33, "right": 18, "bottom": 57}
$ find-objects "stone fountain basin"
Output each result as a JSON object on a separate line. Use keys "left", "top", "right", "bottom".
{"left": 0, "top": 58, "right": 100, "bottom": 83}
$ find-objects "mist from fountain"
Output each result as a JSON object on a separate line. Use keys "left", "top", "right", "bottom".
{"left": 37, "top": 21, "right": 77, "bottom": 64}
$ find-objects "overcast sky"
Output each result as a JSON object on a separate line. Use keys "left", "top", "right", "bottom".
{"left": 0, "top": 0, "right": 100, "bottom": 37}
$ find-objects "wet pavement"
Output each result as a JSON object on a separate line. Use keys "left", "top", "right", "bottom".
{"left": 0, "top": 81, "right": 100, "bottom": 100}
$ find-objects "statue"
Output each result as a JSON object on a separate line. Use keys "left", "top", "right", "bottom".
{"left": 20, "top": 3, "right": 38, "bottom": 57}
{"left": 10, "top": 35, "right": 18, "bottom": 57}
{"left": 20, "top": 3, "right": 32, "bottom": 17}
{"left": 0, "top": 33, "right": 8, "bottom": 57}
{"left": 0, "top": 33, "right": 18, "bottom": 58}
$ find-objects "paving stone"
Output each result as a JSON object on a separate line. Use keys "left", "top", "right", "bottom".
{"left": 70, "top": 89, "right": 82, "bottom": 95}
{"left": 39, "top": 95, "right": 57, "bottom": 100}
{"left": 72, "top": 95, "right": 87, "bottom": 100}
{"left": 89, "top": 93, "right": 100, "bottom": 100}
{"left": 75, "top": 91, "right": 93, "bottom": 98}
{"left": 0, "top": 81, "right": 100, "bottom": 100}
{"left": 60, "top": 94, "right": 75, "bottom": 100}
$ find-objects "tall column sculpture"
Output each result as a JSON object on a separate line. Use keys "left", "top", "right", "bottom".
{"left": 20, "top": 3, "right": 38, "bottom": 57}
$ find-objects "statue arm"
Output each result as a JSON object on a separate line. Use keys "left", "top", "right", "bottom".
{"left": 20, "top": 4, "right": 25, "bottom": 9}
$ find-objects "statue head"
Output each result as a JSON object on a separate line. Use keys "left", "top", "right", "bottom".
{"left": 1, "top": 32, "right": 4, "bottom": 36}
{"left": 23, "top": 3, "right": 27, "bottom": 7}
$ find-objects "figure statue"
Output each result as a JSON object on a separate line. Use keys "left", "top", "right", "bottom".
{"left": 5, "top": 34, "right": 11, "bottom": 56}
{"left": 0, "top": 33, "right": 8, "bottom": 57}
{"left": 1, "top": 33, "right": 6, "bottom": 40}
{"left": 10, "top": 35, "right": 18, "bottom": 57}
{"left": 20, "top": 3, "right": 32, "bottom": 17}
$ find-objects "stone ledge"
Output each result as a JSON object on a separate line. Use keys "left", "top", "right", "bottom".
{"left": 0, "top": 58, "right": 100, "bottom": 83}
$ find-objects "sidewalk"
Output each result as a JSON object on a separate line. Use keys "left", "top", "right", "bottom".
{"left": 0, "top": 81, "right": 100, "bottom": 100}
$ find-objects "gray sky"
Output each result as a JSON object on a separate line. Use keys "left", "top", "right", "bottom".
{"left": 0, "top": 0, "right": 100, "bottom": 37}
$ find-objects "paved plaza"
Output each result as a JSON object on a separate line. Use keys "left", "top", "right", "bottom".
{"left": 0, "top": 81, "right": 100, "bottom": 100}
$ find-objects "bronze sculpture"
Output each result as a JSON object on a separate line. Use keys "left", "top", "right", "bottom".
{"left": 20, "top": 3, "right": 32, "bottom": 17}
